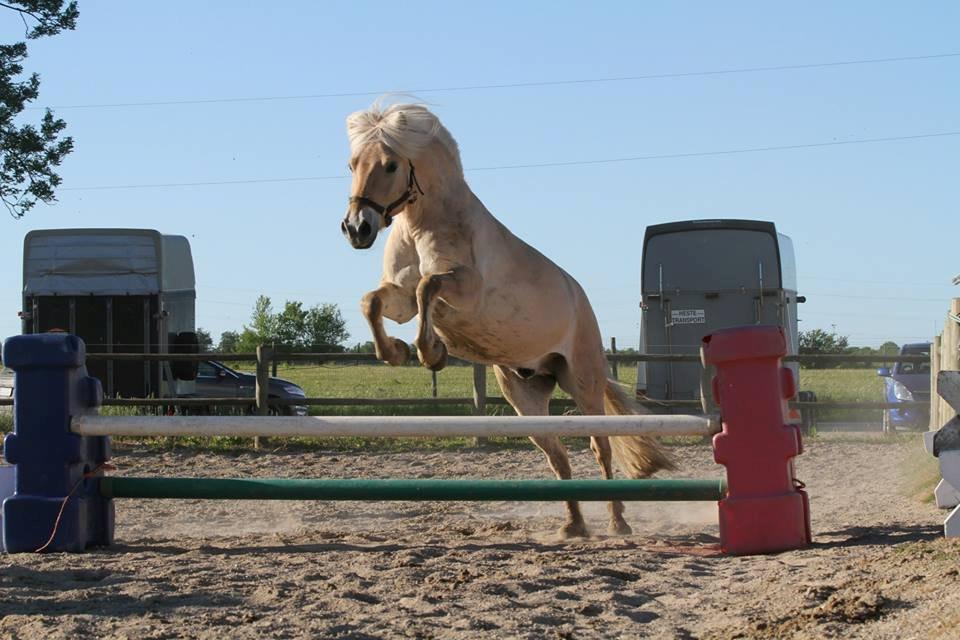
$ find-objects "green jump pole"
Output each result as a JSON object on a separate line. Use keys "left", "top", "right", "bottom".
{"left": 98, "top": 477, "right": 726, "bottom": 502}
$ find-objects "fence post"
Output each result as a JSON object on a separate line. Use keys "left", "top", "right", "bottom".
{"left": 271, "top": 341, "right": 278, "bottom": 377}
{"left": 432, "top": 370, "right": 438, "bottom": 398}
{"left": 932, "top": 334, "right": 942, "bottom": 431}
{"left": 934, "top": 299, "right": 960, "bottom": 432}
{"left": 945, "top": 300, "right": 960, "bottom": 430}
{"left": 255, "top": 345, "right": 272, "bottom": 450}
{"left": 472, "top": 363, "right": 487, "bottom": 446}
{"left": 610, "top": 337, "right": 619, "bottom": 380}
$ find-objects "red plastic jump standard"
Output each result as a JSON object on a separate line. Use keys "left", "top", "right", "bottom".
{"left": 702, "top": 326, "right": 812, "bottom": 555}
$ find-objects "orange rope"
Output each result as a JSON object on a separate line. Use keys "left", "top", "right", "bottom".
{"left": 34, "top": 463, "right": 116, "bottom": 553}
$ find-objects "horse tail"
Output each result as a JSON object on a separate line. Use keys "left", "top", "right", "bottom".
{"left": 603, "top": 379, "right": 677, "bottom": 478}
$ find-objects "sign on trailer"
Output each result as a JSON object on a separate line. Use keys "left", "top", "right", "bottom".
{"left": 671, "top": 309, "right": 706, "bottom": 325}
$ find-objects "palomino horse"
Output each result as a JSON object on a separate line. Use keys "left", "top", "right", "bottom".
{"left": 340, "top": 102, "right": 674, "bottom": 538}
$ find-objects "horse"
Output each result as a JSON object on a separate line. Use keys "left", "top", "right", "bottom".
{"left": 339, "top": 101, "right": 674, "bottom": 538}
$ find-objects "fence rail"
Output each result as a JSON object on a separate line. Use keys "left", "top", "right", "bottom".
{"left": 0, "top": 348, "right": 933, "bottom": 414}
{"left": 0, "top": 395, "right": 929, "bottom": 411}
{"left": 75, "top": 351, "right": 929, "bottom": 364}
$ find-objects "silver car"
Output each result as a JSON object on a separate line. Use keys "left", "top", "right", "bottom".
{"left": 0, "top": 362, "right": 308, "bottom": 416}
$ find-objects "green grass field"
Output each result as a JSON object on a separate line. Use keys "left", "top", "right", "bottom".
{"left": 264, "top": 362, "right": 884, "bottom": 402}
{"left": 0, "top": 363, "right": 888, "bottom": 449}
{"left": 263, "top": 362, "right": 885, "bottom": 420}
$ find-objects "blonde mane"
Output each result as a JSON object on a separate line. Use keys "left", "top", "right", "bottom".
{"left": 346, "top": 101, "right": 463, "bottom": 174}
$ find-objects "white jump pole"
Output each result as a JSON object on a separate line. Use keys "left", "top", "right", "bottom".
{"left": 71, "top": 414, "right": 719, "bottom": 439}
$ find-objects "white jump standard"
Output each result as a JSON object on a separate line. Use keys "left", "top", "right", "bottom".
{"left": 924, "top": 371, "right": 960, "bottom": 537}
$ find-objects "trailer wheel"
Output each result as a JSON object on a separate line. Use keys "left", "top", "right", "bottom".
{"left": 797, "top": 390, "right": 818, "bottom": 435}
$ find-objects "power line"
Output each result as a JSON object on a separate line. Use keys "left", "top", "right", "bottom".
{"left": 60, "top": 129, "right": 960, "bottom": 192}
{"left": 61, "top": 174, "right": 346, "bottom": 191}
{"left": 36, "top": 52, "right": 960, "bottom": 110}
{"left": 466, "top": 131, "right": 960, "bottom": 171}
{"left": 806, "top": 292, "right": 948, "bottom": 303}
{"left": 802, "top": 275, "right": 950, "bottom": 288}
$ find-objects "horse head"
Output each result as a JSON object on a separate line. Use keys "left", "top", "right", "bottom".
{"left": 342, "top": 144, "right": 421, "bottom": 249}
{"left": 341, "top": 102, "right": 458, "bottom": 249}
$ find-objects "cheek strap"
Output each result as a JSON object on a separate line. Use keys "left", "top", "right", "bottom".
{"left": 348, "top": 163, "right": 424, "bottom": 227}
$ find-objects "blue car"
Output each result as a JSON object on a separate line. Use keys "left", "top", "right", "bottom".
{"left": 877, "top": 342, "right": 931, "bottom": 431}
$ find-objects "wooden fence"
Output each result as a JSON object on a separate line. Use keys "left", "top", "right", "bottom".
{"left": 931, "top": 298, "right": 960, "bottom": 429}
{"left": 1, "top": 348, "right": 931, "bottom": 414}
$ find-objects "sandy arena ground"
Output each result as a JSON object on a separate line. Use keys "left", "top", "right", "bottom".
{"left": 1, "top": 436, "right": 958, "bottom": 639}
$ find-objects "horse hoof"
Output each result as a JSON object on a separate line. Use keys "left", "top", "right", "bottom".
{"left": 386, "top": 339, "right": 411, "bottom": 366}
{"left": 558, "top": 521, "right": 589, "bottom": 539}
{"left": 418, "top": 341, "right": 447, "bottom": 372}
{"left": 608, "top": 521, "right": 633, "bottom": 536}
{"left": 427, "top": 343, "right": 448, "bottom": 372}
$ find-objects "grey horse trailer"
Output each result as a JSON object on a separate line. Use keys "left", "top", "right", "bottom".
{"left": 20, "top": 228, "right": 198, "bottom": 399}
{"left": 636, "top": 219, "right": 808, "bottom": 416}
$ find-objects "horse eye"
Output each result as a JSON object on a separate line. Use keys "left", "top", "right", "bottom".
{"left": 385, "top": 161, "right": 398, "bottom": 174}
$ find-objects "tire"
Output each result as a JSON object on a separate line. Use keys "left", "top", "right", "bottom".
{"left": 247, "top": 397, "right": 290, "bottom": 416}
{"left": 797, "top": 391, "right": 817, "bottom": 436}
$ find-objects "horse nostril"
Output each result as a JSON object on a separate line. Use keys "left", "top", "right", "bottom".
{"left": 341, "top": 220, "right": 349, "bottom": 235}
{"left": 358, "top": 220, "right": 371, "bottom": 238}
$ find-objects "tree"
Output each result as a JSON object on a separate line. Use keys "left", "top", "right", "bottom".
{"left": 234, "top": 295, "right": 350, "bottom": 352}
{"left": 1, "top": 1, "right": 78, "bottom": 218}
{"left": 304, "top": 303, "right": 349, "bottom": 351}
{"left": 217, "top": 330, "right": 239, "bottom": 353}
{"left": 351, "top": 341, "right": 376, "bottom": 354}
{"left": 799, "top": 329, "right": 850, "bottom": 369}
{"left": 274, "top": 301, "right": 307, "bottom": 350}
{"left": 195, "top": 327, "right": 213, "bottom": 352}
{"left": 878, "top": 341, "right": 899, "bottom": 356}
{"left": 799, "top": 329, "right": 849, "bottom": 354}
{"left": 248, "top": 295, "right": 277, "bottom": 341}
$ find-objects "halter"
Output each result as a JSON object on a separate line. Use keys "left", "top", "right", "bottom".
{"left": 348, "top": 162, "right": 424, "bottom": 227}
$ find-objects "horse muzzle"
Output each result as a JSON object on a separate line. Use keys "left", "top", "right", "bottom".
{"left": 341, "top": 206, "right": 381, "bottom": 249}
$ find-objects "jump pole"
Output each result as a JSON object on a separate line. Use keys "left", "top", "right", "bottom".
{"left": 99, "top": 477, "right": 727, "bottom": 502}
{"left": 1, "top": 328, "right": 811, "bottom": 555}
{"left": 70, "top": 413, "right": 718, "bottom": 439}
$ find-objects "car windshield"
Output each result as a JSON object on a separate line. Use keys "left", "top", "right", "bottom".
{"left": 895, "top": 347, "right": 930, "bottom": 375}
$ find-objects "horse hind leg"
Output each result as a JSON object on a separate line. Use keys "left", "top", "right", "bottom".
{"left": 492, "top": 365, "right": 589, "bottom": 539}
{"left": 590, "top": 436, "right": 631, "bottom": 535}
{"left": 554, "top": 355, "right": 633, "bottom": 536}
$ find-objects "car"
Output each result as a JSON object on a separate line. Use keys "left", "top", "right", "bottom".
{"left": 877, "top": 343, "right": 931, "bottom": 431}
{"left": 194, "top": 360, "right": 308, "bottom": 416}
{"left": 0, "top": 361, "right": 309, "bottom": 417}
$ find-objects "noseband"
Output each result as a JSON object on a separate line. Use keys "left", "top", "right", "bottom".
{"left": 349, "top": 162, "right": 424, "bottom": 227}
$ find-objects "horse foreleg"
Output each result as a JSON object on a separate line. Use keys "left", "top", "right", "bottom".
{"left": 361, "top": 284, "right": 416, "bottom": 366}
{"left": 414, "top": 266, "right": 481, "bottom": 371}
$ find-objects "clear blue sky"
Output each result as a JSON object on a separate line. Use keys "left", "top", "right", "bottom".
{"left": 1, "top": 2, "right": 957, "bottom": 349}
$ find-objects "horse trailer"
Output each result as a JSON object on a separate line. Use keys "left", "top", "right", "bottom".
{"left": 636, "top": 219, "right": 812, "bottom": 420}
{"left": 20, "top": 228, "right": 198, "bottom": 399}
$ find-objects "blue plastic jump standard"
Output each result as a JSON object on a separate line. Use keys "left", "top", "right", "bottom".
{"left": 1, "top": 334, "right": 111, "bottom": 553}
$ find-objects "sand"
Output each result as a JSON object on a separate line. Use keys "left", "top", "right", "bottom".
{"left": 1, "top": 436, "right": 958, "bottom": 639}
